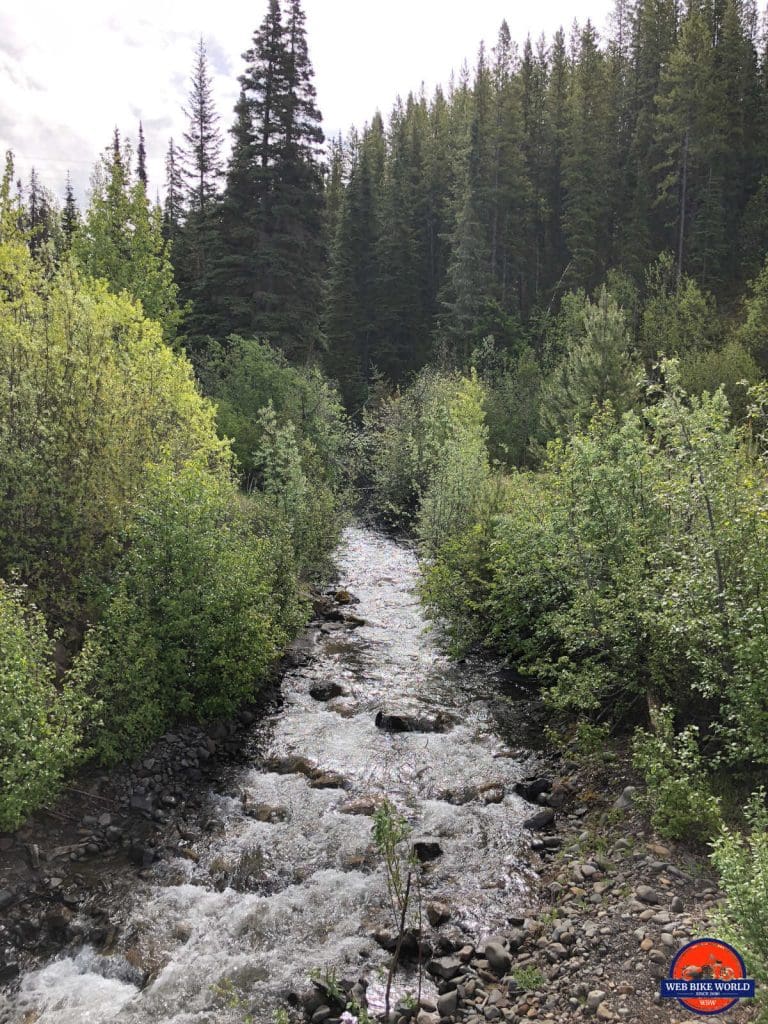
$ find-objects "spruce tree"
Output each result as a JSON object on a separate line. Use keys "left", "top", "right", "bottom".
{"left": 137, "top": 122, "right": 148, "bottom": 188}
{"left": 209, "top": 0, "right": 325, "bottom": 359}
{"left": 62, "top": 172, "right": 79, "bottom": 248}
{"left": 163, "top": 138, "right": 186, "bottom": 242}
{"left": 183, "top": 37, "right": 223, "bottom": 214}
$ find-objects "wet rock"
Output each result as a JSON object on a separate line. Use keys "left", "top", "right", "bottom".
{"left": 265, "top": 755, "right": 317, "bottom": 778}
{"left": 484, "top": 941, "right": 512, "bottom": 975}
{"left": 513, "top": 778, "right": 552, "bottom": 803}
{"left": 129, "top": 794, "right": 154, "bottom": 816}
{"left": 417, "top": 1013, "right": 440, "bottom": 1024}
{"left": 0, "top": 961, "right": 20, "bottom": 984}
{"left": 412, "top": 838, "right": 443, "bottom": 862}
{"left": 339, "top": 797, "right": 380, "bottom": 816}
{"left": 437, "top": 989, "right": 459, "bottom": 1017}
{"left": 427, "top": 901, "right": 451, "bottom": 926}
{"left": 309, "top": 772, "right": 349, "bottom": 790}
{"left": 334, "top": 589, "right": 356, "bottom": 604}
{"left": 44, "top": 908, "right": 73, "bottom": 942}
{"left": 247, "top": 803, "right": 289, "bottom": 823}
{"left": 478, "top": 783, "right": 505, "bottom": 804}
{"left": 0, "top": 888, "right": 16, "bottom": 910}
{"left": 375, "top": 710, "right": 453, "bottom": 734}
{"left": 427, "top": 956, "right": 462, "bottom": 980}
{"left": 309, "top": 682, "right": 347, "bottom": 702}
{"left": 523, "top": 808, "right": 555, "bottom": 831}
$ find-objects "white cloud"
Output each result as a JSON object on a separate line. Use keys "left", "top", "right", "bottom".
{"left": 0, "top": 0, "right": 614, "bottom": 204}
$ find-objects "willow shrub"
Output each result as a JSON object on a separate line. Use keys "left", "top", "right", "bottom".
{"left": 421, "top": 365, "right": 768, "bottom": 772}
{"left": 0, "top": 584, "right": 92, "bottom": 829}
{"left": 0, "top": 257, "right": 227, "bottom": 632}
{"left": 86, "top": 465, "right": 305, "bottom": 764}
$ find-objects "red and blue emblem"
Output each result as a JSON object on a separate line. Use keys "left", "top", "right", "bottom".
{"left": 660, "top": 937, "right": 755, "bottom": 1015}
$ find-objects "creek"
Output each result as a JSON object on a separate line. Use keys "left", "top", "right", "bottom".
{"left": 2, "top": 527, "right": 539, "bottom": 1024}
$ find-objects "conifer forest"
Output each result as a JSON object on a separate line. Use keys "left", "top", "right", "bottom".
{"left": 4, "top": 0, "right": 768, "bottom": 1019}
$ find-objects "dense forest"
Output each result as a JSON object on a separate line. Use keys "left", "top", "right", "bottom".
{"left": 3, "top": 0, "right": 768, "bottom": 969}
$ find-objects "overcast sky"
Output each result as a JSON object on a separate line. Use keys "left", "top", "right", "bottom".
{"left": 0, "top": 0, "right": 614, "bottom": 204}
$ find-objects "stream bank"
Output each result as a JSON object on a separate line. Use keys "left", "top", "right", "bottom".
{"left": 0, "top": 528, "right": 743, "bottom": 1024}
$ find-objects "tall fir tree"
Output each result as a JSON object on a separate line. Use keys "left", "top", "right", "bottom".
{"left": 137, "top": 122, "right": 148, "bottom": 188}
{"left": 205, "top": 0, "right": 325, "bottom": 359}
{"left": 62, "top": 172, "right": 79, "bottom": 248}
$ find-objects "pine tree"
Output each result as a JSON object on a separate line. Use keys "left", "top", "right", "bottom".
{"left": 62, "top": 172, "right": 79, "bottom": 247}
{"left": 541, "top": 286, "right": 639, "bottom": 436}
{"left": 163, "top": 138, "right": 186, "bottom": 242}
{"left": 137, "top": 122, "right": 148, "bottom": 188}
{"left": 208, "top": 0, "right": 325, "bottom": 358}
{"left": 324, "top": 118, "right": 385, "bottom": 407}
{"left": 183, "top": 37, "right": 223, "bottom": 214}
{"left": 562, "top": 21, "right": 617, "bottom": 289}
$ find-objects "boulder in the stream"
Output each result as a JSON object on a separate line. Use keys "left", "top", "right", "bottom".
{"left": 426, "top": 955, "right": 462, "bottom": 980}
{"left": 309, "top": 682, "right": 346, "bottom": 702}
{"left": 374, "top": 710, "right": 454, "bottom": 734}
{"left": 412, "top": 837, "right": 443, "bottom": 862}
{"left": 523, "top": 808, "right": 555, "bottom": 831}
{"left": 338, "top": 796, "right": 380, "bottom": 816}
{"left": 513, "top": 777, "right": 552, "bottom": 803}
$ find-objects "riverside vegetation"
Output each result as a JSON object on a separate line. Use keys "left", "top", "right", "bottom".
{"left": 0, "top": 153, "right": 350, "bottom": 831}
{"left": 5, "top": 0, "right": 768, "bottom": 1010}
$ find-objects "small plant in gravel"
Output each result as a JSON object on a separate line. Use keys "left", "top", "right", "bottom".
{"left": 372, "top": 799, "right": 423, "bottom": 1018}
{"left": 308, "top": 966, "right": 344, "bottom": 1003}
{"left": 514, "top": 966, "right": 545, "bottom": 990}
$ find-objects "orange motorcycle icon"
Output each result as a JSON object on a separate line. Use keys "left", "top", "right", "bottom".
{"left": 682, "top": 955, "right": 736, "bottom": 982}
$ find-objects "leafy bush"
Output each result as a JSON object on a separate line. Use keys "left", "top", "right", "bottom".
{"left": 417, "top": 371, "right": 490, "bottom": 554}
{"left": 86, "top": 465, "right": 304, "bottom": 763}
{"left": 632, "top": 708, "right": 721, "bottom": 842}
{"left": 199, "top": 335, "right": 348, "bottom": 492}
{"left": 252, "top": 403, "right": 341, "bottom": 578}
{"left": 0, "top": 583, "right": 92, "bottom": 830}
{"left": 363, "top": 368, "right": 490, "bottom": 537}
{"left": 710, "top": 790, "right": 768, "bottom": 978}
{"left": 0, "top": 258, "right": 227, "bottom": 632}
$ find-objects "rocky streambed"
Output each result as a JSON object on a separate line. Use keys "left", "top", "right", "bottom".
{"left": 0, "top": 528, "right": 740, "bottom": 1024}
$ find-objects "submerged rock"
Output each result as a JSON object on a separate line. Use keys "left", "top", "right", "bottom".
{"left": 374, "top": 710, "right": 454, "bottom": 734}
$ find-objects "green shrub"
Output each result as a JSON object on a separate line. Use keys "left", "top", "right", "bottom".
{"left": 0, "top": 584, "right": 92, "bottom": 830}
{"left": 86, "top": 465, "right": 303, "bottom": 763}
{"left": 417, "top": 371, "right": 490, "bottom": 554}
{"left": 199, "top": 336, "right": 348, "bottom": 492}
{"left": 710, "top": 790, "right": 768, "bottom": 978}
{"left": 632, "top": 708, "right": 721, "bottom": 842}
{"left": 0, "top": 260, "right": 227, "bottom": 631}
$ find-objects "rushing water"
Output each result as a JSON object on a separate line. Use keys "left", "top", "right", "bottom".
{"left": 2, "top": 528, "right": 538, "bottom": 1024}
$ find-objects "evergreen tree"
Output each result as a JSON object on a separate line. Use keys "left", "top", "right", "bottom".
{"left": 206, "top": 0, "right": 325, "bottom": 358}
{"left": 62, "top": 172, "right": 79, "bottom": 248}
{"left": 324, "top": 119, "right": 385, "bottom": 408}
{"left": 137, "top": 122, "right": 148, "bottom": 188}
{"left": 163, "top": 138, "right": 186, "bottom": 242}
{"left": 183, "top": 37, "right": 223, "bottom": 214}
{"left": 541, "top": 286, "right": 639, "bottom": 435}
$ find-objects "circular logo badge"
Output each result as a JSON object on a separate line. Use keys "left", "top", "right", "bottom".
{"left": 665, "top": 938, "right": 751, "bottom": 1015}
